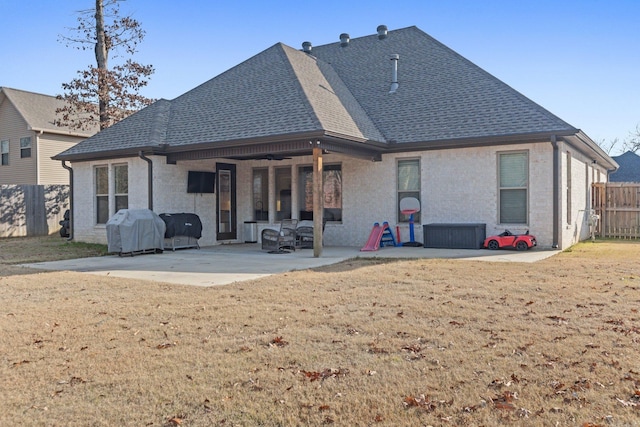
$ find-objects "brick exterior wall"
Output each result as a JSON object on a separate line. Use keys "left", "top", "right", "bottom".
{"left": 70, "top": 141, "right": 609, "bottom": 249}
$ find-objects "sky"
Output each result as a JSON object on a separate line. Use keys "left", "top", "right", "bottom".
{"left": 1, "top": 0, "right": 638, "bottom": 154}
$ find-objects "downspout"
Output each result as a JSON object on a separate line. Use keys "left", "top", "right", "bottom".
{"left": 138, "top": 151, "right": 153, "bottom": 210}
{"left": 551, "top": 136, "right": 559, "bottom": 249}
{"left": 61, "top": 161, "right": 73, "bottom": 241}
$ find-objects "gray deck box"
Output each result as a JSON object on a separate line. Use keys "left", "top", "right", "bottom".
{"left": 423, "top": 223, "right": 486, "bottom": 249}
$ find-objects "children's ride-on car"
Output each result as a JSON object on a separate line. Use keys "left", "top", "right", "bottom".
{"left": 483, "top": 230, "right": 537, "bottom": 251}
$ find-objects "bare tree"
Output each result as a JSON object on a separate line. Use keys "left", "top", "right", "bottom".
{"left": 622, "top": 124, "right": 640, "bottom": 153}
{"left": 597, "top": 137, "right": 620, "bottom": 155}
{"left": 55, "top": 0, "right": 154, "bottom": 131}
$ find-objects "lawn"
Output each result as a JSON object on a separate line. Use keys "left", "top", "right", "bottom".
{"left": 1, "top": 236, "right": 639, "bottom": 426}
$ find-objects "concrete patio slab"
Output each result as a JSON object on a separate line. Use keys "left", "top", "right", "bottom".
{"left": 23, "top": 244, "right": 560, "bottom": 287}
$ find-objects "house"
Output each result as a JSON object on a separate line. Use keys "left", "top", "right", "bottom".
{"left": 53, "top": 25, "right": 617, "bottom": 252}
{"left": 0, "top": 87, "right": 97, "bottom": 185}
{"left": 0, "top": 87, "right": 98, "bottom": 237}
{"left": 609, "top": 151, "right": 640, "bottom": 182}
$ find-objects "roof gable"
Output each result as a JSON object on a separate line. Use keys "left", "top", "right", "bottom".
{"left": 0, "top": 87, "right": 97, "bottom": 137}
{"left": 166, "top": 43, "right": 326, "bottom": 146}
{"left": 282, "top": 44, "right": 385, "bottom": 141}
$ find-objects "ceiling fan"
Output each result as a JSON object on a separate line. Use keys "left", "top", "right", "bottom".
{"left": 256, "top": 154, "right": 292, "bottom": 161}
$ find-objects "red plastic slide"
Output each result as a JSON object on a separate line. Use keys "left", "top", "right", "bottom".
{"left": 360, "top": 222, "right": 386, "bottom": 251}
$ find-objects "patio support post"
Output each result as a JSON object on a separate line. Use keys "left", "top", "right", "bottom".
{"left": 313, "top": 142, "right": 323, "bottom": 257}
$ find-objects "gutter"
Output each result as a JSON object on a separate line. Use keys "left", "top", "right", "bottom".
{"left": 568, "top": 131, "right": 619, "bottom": 172}
{"left": 61, "top": 161, "right": 73, "bottom": 241}
{"left": 138, "top": 151, "right": 153, "bottom": 210}
{"left": 29, "top": 126, "right": 95, "bottom": 138}
{"left": 551, "top": 136, "right": 559, "bottom": 249}
{"left": 52, "top": 130, "right": 382, "bottom": 163}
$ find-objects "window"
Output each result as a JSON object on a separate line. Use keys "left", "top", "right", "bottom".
{"left": 397, "top": 159, "right": 421, "bottom": 223}
{"left": 275, "top": 167, "right": 292, "bottom": 220}
{"left": 20, "top": 137, "right": 31, "bottom": 158}
{"left": 96, "top": 166, "right": 109, "bottom": 224}
{"left": 1, "top": 140, "right": 8, "bottom": 165}
{"left": 499, "top": 151, "right": 528, "bottom": 224}
{"left": 252, "top": 168, "right": 269, "bottom": 221}
{"left": 114, "top": 164, "right": 128, "bottom": 213}
{"left": 298, "top": 164, "right": 342, "bottom": 222}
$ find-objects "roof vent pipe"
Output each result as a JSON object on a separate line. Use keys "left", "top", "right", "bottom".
{"left": 339, "top": 33, "right": 350, "bottom": 47}
{"left": 389, "top": 54, "right": 399, "bottom": 93}
{"left": 377, "top": 25, "right": 388, "bottom": 39}
{"left": 302, "top": 41, "right": 312, "bottom": 53}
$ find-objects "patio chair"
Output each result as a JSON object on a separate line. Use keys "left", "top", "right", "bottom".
{"left": 261, "top": 219, "right": 298, "bottom": 253}
{"left": 295, "top": 218, "right": 327, "bottom": 249}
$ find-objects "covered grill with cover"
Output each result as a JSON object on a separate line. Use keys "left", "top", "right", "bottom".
{"left": 160, "top": 213, "right": 202, "bottom": 250}
{"left": 106, "top": 209, "right": 166, "bottom": 255}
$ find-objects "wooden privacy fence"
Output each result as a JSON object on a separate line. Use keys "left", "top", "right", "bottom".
{"left": 0, "top": 185, "right": 69, "bottom": 238}
{"left": 592, "top": 182, "right": 640, "bottom": 239}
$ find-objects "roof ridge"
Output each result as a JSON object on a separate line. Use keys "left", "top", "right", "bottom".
{"left": 281, "top": 44, "right": 386, "bottom": 142}
{"left": 279, "top": 44, "right": 325, "bottom": 130}
{"left": 148, "top": 99, "right": 172, "bottom": 146}
{"left": 313, "top": 25, "right": 419, "bottom": 49}
{"left": 1, "top": 86, "right": 60, "bottom": 99}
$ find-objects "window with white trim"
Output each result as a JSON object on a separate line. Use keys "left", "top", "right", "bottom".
{"left": 96, "top": 166, "right": 109, "bottom": 224}
{"left": 1, "top": 140, "right": 8, "bottom": 165}
{"left": 114, "top": 164, "right": 128, "bottom": 213}
{"left": 20, "top": 137, "right": 31, "bottom": 158}
{"left": 499, "top": 151, "right": 528, "bottom": 224}
{"left": 397, "top": 159, "right": 421, "bottom": 223}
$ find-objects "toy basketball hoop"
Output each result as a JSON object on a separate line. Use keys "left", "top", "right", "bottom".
{"left": 400, "top": 197, "right": 422, "bottom": 247}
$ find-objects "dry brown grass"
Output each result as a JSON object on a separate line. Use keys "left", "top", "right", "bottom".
{"left": 1, "top": 237, "right": 639, "bottom": 426}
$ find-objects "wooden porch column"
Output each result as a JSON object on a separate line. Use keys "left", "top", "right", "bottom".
{"left": 313, "top": 144, "right": 323, "bottom": 257}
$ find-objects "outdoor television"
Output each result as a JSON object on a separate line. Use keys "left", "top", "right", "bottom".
{"left": 187, "top": 171, "right": 215, "bottom": 193}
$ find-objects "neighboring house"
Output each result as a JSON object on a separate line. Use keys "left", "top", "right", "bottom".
{"left": 0, "top": 87, "right": 97, "bottom": 185}
{"left": 53, "top": 25, "right": 617, "bottom": 251}
{"left": 609, "top": 151, "right": 640, "bottom": 182}
{"left": 0, "top": 87, "right": 98, "bottom": 237}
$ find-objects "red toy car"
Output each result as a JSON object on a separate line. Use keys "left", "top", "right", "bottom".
{"left": 483, "top": 230, "right": 537, "bottom": 251}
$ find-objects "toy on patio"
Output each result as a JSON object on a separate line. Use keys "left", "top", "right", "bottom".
{"left": 360, "top": 221, "right": 396, "bottom": 251}
{"left": 483, "top": 229, "right": 537, "bottom": 251}
{"left": 399, "top": 197, "right": 423, "bottom": 247}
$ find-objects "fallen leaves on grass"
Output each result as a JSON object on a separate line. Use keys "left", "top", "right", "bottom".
{"left": 300, "top": 368, "right": 349, "bottom": 382}
{"left": 270, "top": 336, "right": 288, "bottom": 347}
{"left": 157, "top": 342, "right": 176, "bottom": 349}
{"left": 491, "top": 390, "right": 518, "bottom": 411}
{"left": 402, "top": 394, "right": 452, "bottom": 412}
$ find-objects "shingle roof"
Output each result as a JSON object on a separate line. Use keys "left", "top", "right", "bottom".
{"left": 311, "top": 26, "right": 575, "bottom": 143}
{"left": 60, "top": 99, "right": 171, "bottom": 157}
{"left": 55, "top": 26, "right": 579, "bottom": 160}
{"left": 164, "top": 43, "right": 384, "bottom": 147}
{"left": 0, "top": 87, "right": 97, "bottom": 136}
{"left": 610, "top": 151, "right": 640, "bottom": 182}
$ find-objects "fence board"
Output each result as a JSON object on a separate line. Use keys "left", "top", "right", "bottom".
{"left": 0, "top": 185, "right": 69, "bottom": 237}
{"left": 592, "top": 182, "right": 640, "bottom": 239}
